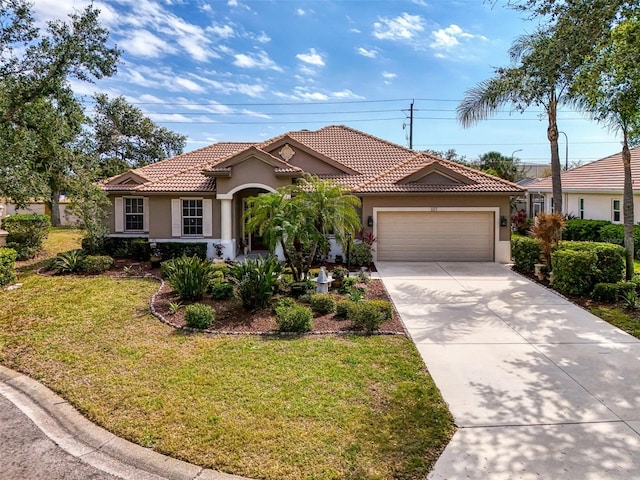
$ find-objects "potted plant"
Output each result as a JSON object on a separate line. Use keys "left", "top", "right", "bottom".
{"left": 150, "top": 249, "right": 162, "bottom": 268}
{"left": 331, "top": 266, "right": 349, "bottom": 289}
{"left": 214, "top": 242, "right": 224, "bottom": 258}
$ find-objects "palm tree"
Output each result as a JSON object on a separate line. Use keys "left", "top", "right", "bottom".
{"left": 457, "top": 30, "right": 569, "bottom": 213}
{"left": 244, "top": 175, "right": 362, "bottom": 281}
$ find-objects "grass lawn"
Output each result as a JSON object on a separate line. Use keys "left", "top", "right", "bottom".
{"left": 0, "top": 229, "right": 454, "bottom": 480}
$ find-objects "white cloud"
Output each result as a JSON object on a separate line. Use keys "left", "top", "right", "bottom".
{"left": 190, "top": 73, "right": 267, "bottom": 98}
{"left": 254, "top": 32, "right": 271, "bottom": 43}
{"left": 120, "top": 29, "right": 176, "bottom": 58}
{"left": 296, "top": 8, "right": 306, "bottom": 15}
{"left": 207, "top": 24, "right": 235, "bottom": 39}
{"left": 382, "top": 71, "right": 397, "bottom": 79}
{"left": 241, "top": 109, "right": 272, "bottom": 119}
{"left": 175, "top": 77, "right": 205, "bottom": 93}
{"left": 146, "top": 113, "right": 193, "bottom": 123}
{"left": 298, "top": 91, "right": 329, "bottom": 101}
{"left": 233, "top": 50, "right": 282, "bottom": 71}
{"left": 373, "top": 13, "right": 424, "bottom": 41}
{"left": 296, "top": 48, "right": 325, "bottom": 67}
{"left": 430, "top": 24, "right": 487, "bottom": 53}
{"left": 357, "top": 47, "right": 378, "bottom": 58}
{"left": 332, "top": 89, "right": 364, "bottom": 99}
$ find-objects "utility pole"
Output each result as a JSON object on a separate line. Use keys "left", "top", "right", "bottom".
{"left": 409, "top": 99, "right": 414, "bottom": 150}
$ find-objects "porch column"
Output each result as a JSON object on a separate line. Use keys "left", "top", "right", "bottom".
{"left": 217, "top": 195, "right": 232, "bottom": 241}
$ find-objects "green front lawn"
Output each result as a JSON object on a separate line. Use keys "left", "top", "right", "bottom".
{"left": 0, "top": 231, "right": 454, "bottom": 479}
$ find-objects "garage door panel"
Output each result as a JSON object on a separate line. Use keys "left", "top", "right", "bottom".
{"left": 376, "top": 211, "right": 494, "bottom": 262}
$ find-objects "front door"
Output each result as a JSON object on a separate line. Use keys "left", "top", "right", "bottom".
{"left": 242, "top": 198, "right": 266, "bottom": 252}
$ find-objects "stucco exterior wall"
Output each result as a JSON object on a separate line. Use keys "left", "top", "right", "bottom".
{"left": 215, "top": 158, "right": 292, "bottom": 195}
{"left": 547, "top": 192, "right": 632, "bottom": 223}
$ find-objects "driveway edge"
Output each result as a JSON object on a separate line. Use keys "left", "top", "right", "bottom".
{"left": 0, "top": 365, "right": 250, "bottom": 480}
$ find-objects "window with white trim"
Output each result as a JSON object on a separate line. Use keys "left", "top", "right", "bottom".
{"left": 579, "top": 198, "right": 585, "bottom": 219}
{"left": 124, "top": 197, "right": 144, "bottom": 231}
{"left": 182, "top": 199, "right": 203, "bottom": 236}
{"left": 612, "top": 199, "right": 621, "bottom": 222}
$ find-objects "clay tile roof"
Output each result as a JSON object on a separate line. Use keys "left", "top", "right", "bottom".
{"left": 101, "top": 125, "right": 523, "bottom": 195}
{"left": 527, "top": 146, "right": 640, "bottom": 191}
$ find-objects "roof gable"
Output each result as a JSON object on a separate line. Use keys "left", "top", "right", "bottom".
{"left": 202, "top": 146, "right": 303, "bottom": 178}
{"left": 397, "top": 163, "right": 476, "bottom": 186}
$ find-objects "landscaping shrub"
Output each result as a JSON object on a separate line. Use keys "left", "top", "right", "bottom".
{"left": 291, "top": 281, "right": 314, "bottom": 298}
{"left": 331, "top": 266, "right": 349, "bottom": 281}
{"left": 367, "top": 300, "right": 394, "bottom": 321}
{"left": 83, "top": 255, "right": 114, "bottom": 274}
{"left": 275, "top": 304, "right": 313, "bottom": 333}
{"left": 185, "top": 303, "right": 215, "bottom": 329}
{"left": 351, "top": 242, "right": 373, "bottom": 267}
{"left": 165, "top": 256, "right": 214, "bottom": 300}
{"left": 210, "top": 263, "right": 230, "bottom": 278}
{"left": 563, "top": 219, "right": 612, "bottom": 242}
{"left": 591, "top": 283, "right": 620, "bottom": 303}
{"left": 209, "top": 281, "right": 234, "bottom": 300}
{"left": 229, "top": 256, "right": 283, "bottom": 310}
{"left": 310, "top": 294, "right": 337, "bottom": 315}
{"left": 130, "top": 238, "right": 151, "bottom": 261}
{"left": 530, "top": 212, "right": 564, "bottom": 267}
{"left": 338, "top": 276, "right": 358, "bottom": 294}
{"left": 50, "top": 249, "right": 87, "bottom": 273}
{"left": 511, "top": 209, "right": 532, "bottom": 235}
{"left": 347, "top": 300, "right": 385, "bottom": 332}
{"left": 599, "top": 224, "right": 640, "bottom": 258}
{"left": 156, "top": 242, "right": 207, "bottom": 260}
{"left": 335, "top": 299, "right": 353, "bottom": 318}
{"left": 0, "top": 247, "right": 17, "bottom": 286}
{"left": 559, "top": 241, "right": 625, "bottom": 284}
{"left": 2, "top": 213, "right": 50, "bottom": 260}
{"left": 273, "top": 297, "right": 297, "bottom": 312}
{"left": 511, "top": 236, "right": 542, "bottom": 273}
{"left": 551, "top": 249, "right": 597, "bottom": 296}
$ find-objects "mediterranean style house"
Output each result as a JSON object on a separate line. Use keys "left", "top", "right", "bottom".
{"left": 525, "top": 146, "right": 640, "bottom": 222}
{"left": 101, "top": 125, "right": 524, "bottom": 263}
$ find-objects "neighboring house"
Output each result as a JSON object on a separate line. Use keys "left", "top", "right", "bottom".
{"left": 525, "top": 146, "right": 640, "bottom": 222}
{"left": 101, "top": 125, "right": 524, "bottom": 263}
{"left": 0, "top": 197, "right": 79, "bottom": 226}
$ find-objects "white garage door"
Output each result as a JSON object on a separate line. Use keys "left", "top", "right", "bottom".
{"left": 376, "top": 211, "right": 494, "bottom": 262}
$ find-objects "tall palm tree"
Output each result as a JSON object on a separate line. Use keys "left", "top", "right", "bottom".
{"left": 457, "top": 30, "right": 568, "bottom": 213}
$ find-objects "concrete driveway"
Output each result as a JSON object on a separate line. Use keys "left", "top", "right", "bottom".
{"left": 376, "top": 262, "right": 640, "bottom": 479}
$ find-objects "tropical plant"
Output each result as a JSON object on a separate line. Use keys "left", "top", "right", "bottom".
{"left": 244, "top": 175, "right": 361, "bottom": 282}
{"left": 529, "top": 212, "right": 565, "bottom": 267}
{"left": 50, "top": 249, "right": 87, "bottom": 273}
{"left": 228, "top": 256, "right": 283, "bottom": 310}
{"left": 164, "top": 255, "right": 214, "bottom": 301}
{"left": 168, "top": 301, "right": 183, "bottom": 315}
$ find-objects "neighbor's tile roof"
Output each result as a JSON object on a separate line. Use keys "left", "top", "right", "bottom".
{"left": 527, "top": 146, "right": 640, "bottom": 191}
{"left": 102, "top": 125, "right": 523, "bottom": 194}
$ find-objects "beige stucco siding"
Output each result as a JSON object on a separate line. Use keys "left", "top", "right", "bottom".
{"left": 285, "top": 150, "right": 345, "bottom": 175}
{"left": 215, "top": 158, "right": 292, "bottom": 195}
{"left": 361, "top": 194, "right": 512, "bottom": 242}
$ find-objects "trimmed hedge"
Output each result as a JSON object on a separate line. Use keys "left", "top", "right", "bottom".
{"left": 83, "top": 255, "right": 114, "bottom": 274}
{"left": 511, "top": 236, "right": 542, "bottom": 273}
{"left": 82, "top": 238, "right": 208, "bottom": 261}
{"left": 275, "top": 304, "right": 313, "bottom": 332}
{"left": 0, "top": 247, "right": 17, "bottom": 286}
{"left": 563, "top": 219, "right": 612, "bottom": 242}
{"left": 2, "top": 213, "right": 50, "bottom": 260}
{"left": 592, "top": 281, "right": 637, "bottom": 303}
{"left": 551, "top": 249, "right": 597, "bottom": 296}
{"left": 599, "top": 224, "right": 640, "bottom": 259}
{"left": 559, "top": 241, "right": 625, "bottom": 284}
{"left": 310, "top": 294, "right": 337, "bottom": 314}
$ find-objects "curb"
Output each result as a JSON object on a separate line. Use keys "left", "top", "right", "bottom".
{"left": 0, "top": 365, "right": 250, "bottom": 480}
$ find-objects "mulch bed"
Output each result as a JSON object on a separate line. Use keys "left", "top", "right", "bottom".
{"left": 152, "top": 278, "right": 406, "bottom": 335}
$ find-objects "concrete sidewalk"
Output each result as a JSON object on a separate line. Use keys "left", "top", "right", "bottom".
{"left": 377, "top": 261, "right": 640, "bottom": 479}
{"left": 0, "top": 365, "right": 249, "bottom": 480}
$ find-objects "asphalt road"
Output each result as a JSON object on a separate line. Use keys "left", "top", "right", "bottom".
{"left": 0, "top": 394, "right": 120, "bottom": 480}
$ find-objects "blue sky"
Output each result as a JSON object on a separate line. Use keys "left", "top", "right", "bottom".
{"left": 32, "top": 0, "right": 623, "bottom": 166}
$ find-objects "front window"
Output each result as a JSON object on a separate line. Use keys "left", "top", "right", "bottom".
{"left": 613, "top": 199, "right": 621, "bottom": 222}
{"left": 531, "top": 194, "right": 545, "bottom": 217}
{"left": 579, "top": 198, "right": 585, "bottom": 219}
{"left": 182, "top": 199, "right": 203, "bottom": 236}
{"left": 125, "top": 197, "right": 144, "bottom": 231}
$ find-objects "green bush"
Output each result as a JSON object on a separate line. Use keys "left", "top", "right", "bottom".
{"left": 83, "top": 255, "right": 114, "bottom": 274}
{"left": 129, "top": 238, "right": 151, "bottom": 261}
{"left": 273, "top": 297, "right": 297, "bottom": 312}
{"left": 367, "top": 300, "right": 394, "bottom": 321}
{"left": 50, "top": 249, "right": 87, "bottom": 273}
{"left": 185, "top": 303, "right": 215, "bottom": 329}
{"left": 559, "top": 241, "right": 625, "bottom": 284}
{"left": 338, "top": 276, "right": 358, "bottom": 294}
{"left": 0, "top": 247, "right": 17, "bottom": 286}
{"left": 275, "top": 304, "right": 313, "bottom": 333}
{"left": 209, "top": 281, "right": 234, "bottom": 300}
{"left": 551, "top": 249, "right": 597, "bottom": 296}
{"left": 591, "top": 283, "right": 620, "bottom": 303}
{"left": 291, "top": 281, "right": 314, "bottom": 298}
{"left": 2, "top": 213, "right": 50, "bottom": 260}
{"left": 511, "top": 236, "right": 542, "bottom": 272}
{"left": 563, "top": 219, "right": 612, "bottom": 242}
{"left": 331, "top": 266, "right": 349, "bottom": 281}
{"left": 229, "top": 256, "right": 283, "bottom": 310}
{"left": 310, "top": 294, "right": 337, "bottom": 315}
{"left": 164, "top": 256, "right": 214, "bottom": 301}
{"left": 157, "top": 242, "right": 207, "bottom": 260}
{"left": 351, "top": 243, "right": 373, "bottom": 267}
{"left": 210, "top": 263, "right": 230, "bottom": 277}
{"left": 335, "top": 299, "right": 353, "bottom": 318}
{"left": 599, "top": 224, "right": 640, "bottom": 258}
{"left": 347, "top": 301, "right": 385, "bottom": 332}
